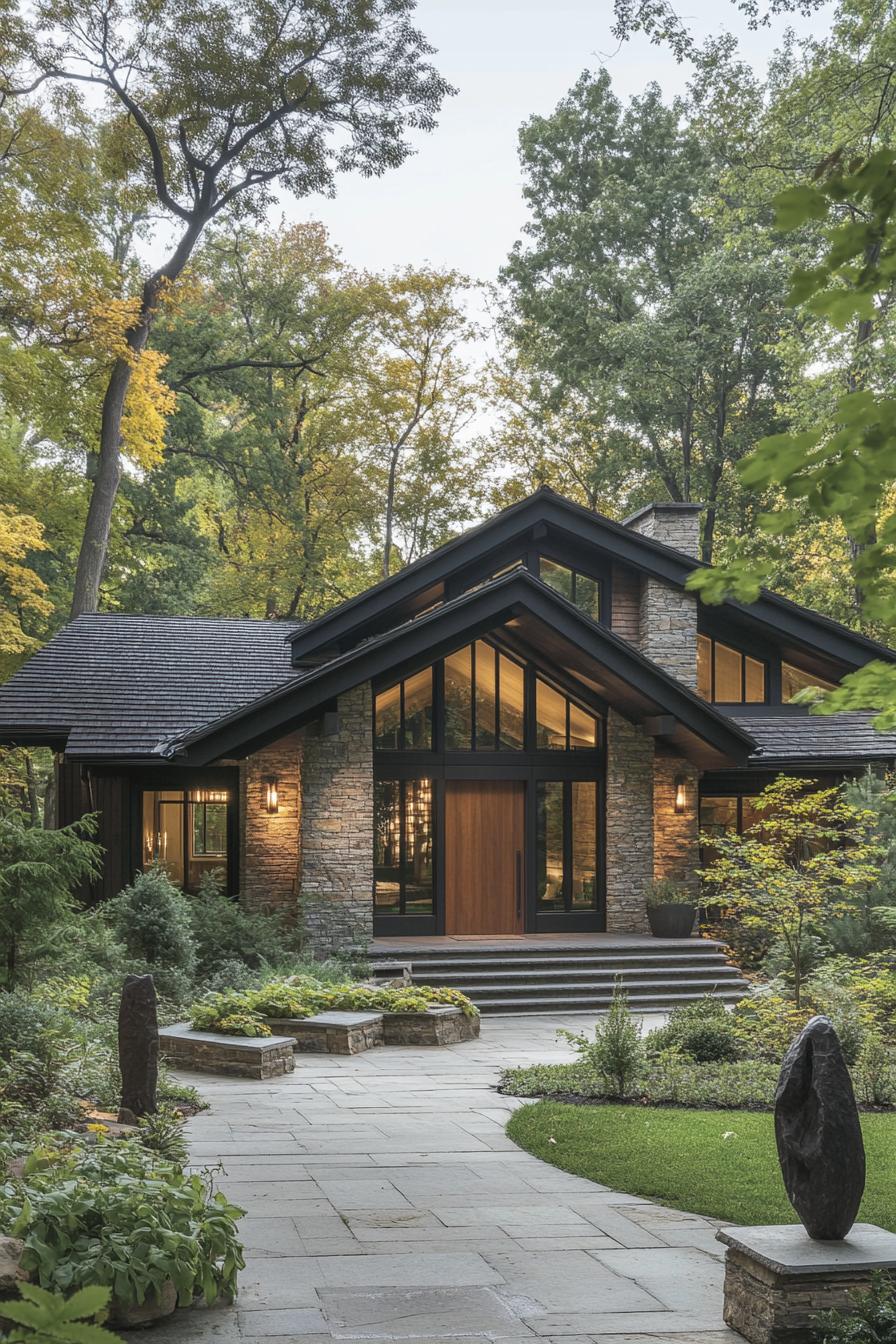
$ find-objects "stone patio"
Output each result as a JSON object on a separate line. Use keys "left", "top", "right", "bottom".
{"left": 125, "top": 1013, "right": 742, "bottom": 1344}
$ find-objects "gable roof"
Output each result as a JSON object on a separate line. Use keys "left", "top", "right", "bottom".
{"left": 171, "top": 569, "right": 757, "bottom": 768}
{"left": 0, "top": 615, "right": 302, "bottom": 759}
{"left": 285, "top": 486, "right": 896, "bottom": 673}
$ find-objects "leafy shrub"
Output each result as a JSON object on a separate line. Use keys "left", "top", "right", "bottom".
{"left": 188, "top": 876, "right": 294, "bottom": 979}
{"left": 0, "top": 1134, "right": 244, "bottom": 1309}
{"left": 853, "top": 1033, "right": 896, "bottom": 1108}
{"left": 198, "top": 958, "right": 263, "bottom": 994}
{"left": 0, "top": 992, "right": 73, "bottom": 1066}
{"left": 104, "top": 868, "right": 196, "bottom": 1000}
{"left": 731, "top": 993, "right": 812, "bottom": 1062}
{"left": 811, "top": 1272, "right": 896, "bottom": 1343}
{"left": 189, "top": 976, "right": 478, "bottom": 1033}
{"left": 0, "top": 1283, "right": 124, "bottom": 1343}
{"left": 559, "top": 982, "right": 643, "bottom": 1098}
{"left": 0, "top": 1050, "right": 81, "bottom": 1136}
{"left": 646, "top": 996, "right": 741, "bottom": 1063}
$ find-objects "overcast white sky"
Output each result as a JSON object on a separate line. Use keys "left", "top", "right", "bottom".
{"left": 280, "top": 0, "right": 819, "bottom": 287}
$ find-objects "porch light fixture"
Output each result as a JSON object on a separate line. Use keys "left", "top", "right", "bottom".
{"left": 674, "top": 775, "right": 687, "bottom": 814}
{"left": 264, "top": 777, "right": 280, "bottom": 814}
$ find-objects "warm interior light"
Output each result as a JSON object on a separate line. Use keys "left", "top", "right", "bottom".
{"left": 674, "top": 775, "right": 687, "bottom": 814}
{"left": 265, "top": 778, "right": 279, "bottom": 814}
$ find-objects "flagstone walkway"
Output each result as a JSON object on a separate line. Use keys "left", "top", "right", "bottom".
{"left": 129, "top": 1014, "right": 742, "bottom": 1344}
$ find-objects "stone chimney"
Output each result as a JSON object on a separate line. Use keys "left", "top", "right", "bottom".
{"left": 621, "top": 501, "right": 703, "bottom": 691}
{"left": 622, "top": 502, "right": 704, "bottom": 560}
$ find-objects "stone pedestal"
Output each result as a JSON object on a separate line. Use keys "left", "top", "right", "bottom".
{"left": 717, "top": 1224, "right": 896, "bottom": 1344}
{"left": 269, "top": 1011, "right": 385, "bottom": 1055}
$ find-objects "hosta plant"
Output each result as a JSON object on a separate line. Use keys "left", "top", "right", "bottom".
{"left": 0, "top": 1135, "right": 244, "bottom": 1309}
{"left": 190, "top": 977, "right": 478, "bottom": 1035}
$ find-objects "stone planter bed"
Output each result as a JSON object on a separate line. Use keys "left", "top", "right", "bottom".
{"left": 382, "top": 1005, "right": 480, "bottom": 1046}
{"left": 159, "top": 1024, "right": 296, "bottom": 1079}
{"left": 161, "top": 1007, "right": 479, "bottom": 1077}
{"left": 268, "top": 1011, "right": 385, "bottom": 1055}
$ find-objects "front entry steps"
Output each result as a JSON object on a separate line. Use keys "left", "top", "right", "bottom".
{"left": 367, "top": 937, "right": 750, "bottom": 1014}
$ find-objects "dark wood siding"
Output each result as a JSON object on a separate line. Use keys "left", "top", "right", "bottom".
{"left": 55, "top": 759, "right": 131, "bottom": 903}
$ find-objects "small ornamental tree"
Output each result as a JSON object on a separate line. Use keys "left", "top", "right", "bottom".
{"left": 700, "top": 776, "right": 883, "bottom": 1008}
{"left": 0, "top": 811, "right": 102, "bottom": 987}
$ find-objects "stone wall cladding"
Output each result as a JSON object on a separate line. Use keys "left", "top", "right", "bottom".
{"left": 627, "top": 502, "right": 702, "bottom": 558}
{"left": 653, "top": 753, "right": 700, "bottom": 897}
{"left": 240, "top": 732, "right": 302, "bottom": 915}
{"left": 604, "top": 709, "right": 653, "bottom": 932}
{"left": 299, "top": 683, "right": 374, "bottom": 957}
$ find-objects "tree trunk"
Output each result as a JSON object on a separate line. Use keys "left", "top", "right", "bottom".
{"left": 24, "top": 753, "right": 39, "bottom": 826}
{"left": 69, "top": 217, "right": 206, "bottom": 616}
{"left": 70, "top": 354, "right": 136, "bottom": 616}
{"left": 383, "top": 444, "right": 400, "bottom": 579}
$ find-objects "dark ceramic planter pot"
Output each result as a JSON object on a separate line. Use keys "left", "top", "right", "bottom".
{"left": 647, "top": 903, "right": 696, "bottom": 939}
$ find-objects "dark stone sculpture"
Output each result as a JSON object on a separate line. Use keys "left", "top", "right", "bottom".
{"left": 118, "top": 974, "right": 159, "bottom": 1122}
{"left": 774, "top": 1014, "right": 865, "bottom": 1240}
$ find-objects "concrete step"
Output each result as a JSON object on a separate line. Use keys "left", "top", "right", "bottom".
{"left": 402, "top": 964, "right": 745, "bottom": 985}
{"left": 367, "top": 938, "right": 748, "bottom": 1014}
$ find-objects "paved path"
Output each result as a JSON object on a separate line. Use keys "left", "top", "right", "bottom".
{"left": 132, "top": 1014, "right": 741, "bottom": 1344}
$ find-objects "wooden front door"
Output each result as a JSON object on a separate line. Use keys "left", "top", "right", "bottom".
{"left": 444, "top": 781, "right": 525, "bottom": 934}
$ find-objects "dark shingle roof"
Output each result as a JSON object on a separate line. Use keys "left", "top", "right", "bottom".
{"left": 0, "top": 614, "right": 303, "bottom": 758}
{"left": 727, "top": 711, "right": 896, "bottom": 765}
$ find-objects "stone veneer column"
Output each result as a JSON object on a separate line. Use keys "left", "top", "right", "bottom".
{"left": 298, "top": 683, "right": 373, "bottom": 956}
{"left": 604, "top": 710, "right": 654, "bottom": 932}
{"left": 240, "top": 731, "right": 302, "bottom": 915}
{"left": 613, "top": 502, "right": 705, "bottom": 916}
{"left": 652, "top": 752, "right": 700, "bottom": 898}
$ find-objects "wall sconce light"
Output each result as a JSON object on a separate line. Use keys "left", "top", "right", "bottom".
{"left": 264, "top": 777, "right": 279, "bottom": 814}
{"left": 674, "top": 775, "right": 687, "bottom": 815}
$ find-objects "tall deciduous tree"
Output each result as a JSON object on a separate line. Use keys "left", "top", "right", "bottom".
{"left": 2, "top": 0, "right": 451, "bottom": 616}
{"left": 500, "top": 71, "right": 793, "bottom": 560}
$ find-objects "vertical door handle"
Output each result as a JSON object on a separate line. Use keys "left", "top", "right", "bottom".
{"left": 515, "top": 849, "right": 523, "bottom": 922}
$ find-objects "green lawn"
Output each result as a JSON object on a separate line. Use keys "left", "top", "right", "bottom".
{"left": 507, "top": 1101, "right": 896, "bottom": 1230}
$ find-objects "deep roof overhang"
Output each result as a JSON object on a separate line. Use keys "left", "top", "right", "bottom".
{"left": 174, "top": 570, "right": 757, "bottom": 768}
{"left": 284, "top": 487, "right": 896, "bottom": 673}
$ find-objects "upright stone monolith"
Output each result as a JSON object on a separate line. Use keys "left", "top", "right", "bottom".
{"left": 774, "top": 1014, "right": 865, "bottom": 1241}
{"left": 118, "top": 973, "right": 158, "bottom": 1122}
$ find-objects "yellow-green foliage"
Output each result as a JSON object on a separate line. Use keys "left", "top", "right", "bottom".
{"left": 190, "top": 976, "right": 478, "bottom": 1035}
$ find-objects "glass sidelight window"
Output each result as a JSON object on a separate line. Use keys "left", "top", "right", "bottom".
{"left": 536, "top": 780, "right": 598, "bottom": 912}
{"left": 142, "top": 788, "right": 230, "bottom": 892}
{"left": 374, "top": 778, "right": 434, "bottom": 916}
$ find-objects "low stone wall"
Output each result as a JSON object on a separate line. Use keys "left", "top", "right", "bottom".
{"left": 268, "top": 1012, "right": 384, "bottom": 1055}
{"left": 159, "top": 1025, "right": 295, "bottom": 1080}
{"left": 383, "top": 1007, "right": 480, "bottom": 1046}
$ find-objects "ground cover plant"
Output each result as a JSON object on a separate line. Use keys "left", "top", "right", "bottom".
{"left": 506, "top": 1102, "right": 896, "bottom": 1231}
{"left": 190, "top": 977, "right": 479, "bottom": 1034}
{"left": 0, "top": 1132, "right": 244, "bottom": 1312}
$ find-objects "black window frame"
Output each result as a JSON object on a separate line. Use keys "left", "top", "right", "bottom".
{"left": 697, "top": 633, "right": 769, "bottom": 705}
{"left": 537, "top": 553, "right": 603, "bottom": 622}
{"left": 535, "top": 777, "right": 600, "bottom": 916}
{"left": 132, "top": 768, "right": 239, "bottom": 896}
{"left": 373, "top": 777, "right": 435, "bottom": 920}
